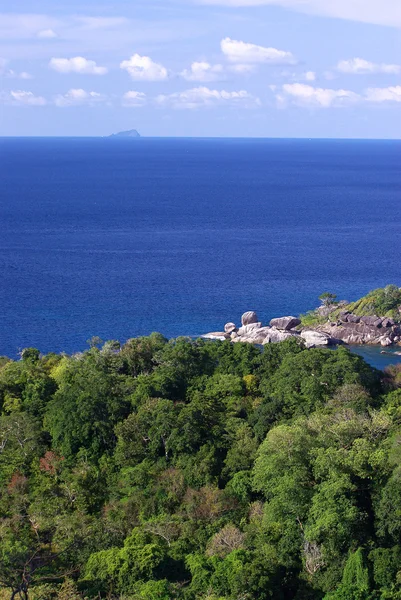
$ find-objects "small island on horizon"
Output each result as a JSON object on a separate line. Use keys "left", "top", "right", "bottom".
{"left": 108, "top": 129, "right": 141, "bottom": 138}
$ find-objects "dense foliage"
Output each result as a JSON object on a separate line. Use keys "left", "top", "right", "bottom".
{"left": 345, "top": 285, "right": 401, "bottom": 319}
{"left": 1, "top": 334, "right": 401, "bottom": 599}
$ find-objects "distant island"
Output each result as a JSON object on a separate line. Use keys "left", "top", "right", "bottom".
{"left": 108, "top": 129, "right": 141, "bottom": 138}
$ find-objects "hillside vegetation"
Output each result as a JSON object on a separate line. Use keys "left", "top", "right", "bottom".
{"left": 1, "top": 336, "right": 401, "bottom": 599}
{"left": 301, "top": 285, "right": 401, "bottom": 327}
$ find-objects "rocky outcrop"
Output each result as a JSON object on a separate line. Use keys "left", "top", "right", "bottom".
{"left": 202, "top": 309, "right": 401, "bottom": 348}
{"left": 315, "top": 313, "right": 401, "bottom": 346}
{"left": 269, "top": 316, "right": 301, "bottom": 331}
{"left": 203, "top": 312, "right": 334, "bottom": 347}
{"left": 232, "top": 326, "right": 272, "bottom": 345}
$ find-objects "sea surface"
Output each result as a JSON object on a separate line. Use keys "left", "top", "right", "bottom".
{"left": 1, "top": 137, "right": 401, "bottom": 369}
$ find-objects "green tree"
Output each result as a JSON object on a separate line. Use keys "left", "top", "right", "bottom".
{"left": 44, "top": 350, "right": 130, "bottom": 461}
{"left": 323, "top": 548, "right": 370, "bottom": 600}
{"left": 85, "top": 528, "right": 167, "bottom": 596}
{"left": 319, "top": 293, "right": 338, "bottom": 307}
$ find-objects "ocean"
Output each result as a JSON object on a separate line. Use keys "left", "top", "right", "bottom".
{"left": 1, "top": 137, "right": 400, "bottom": 368}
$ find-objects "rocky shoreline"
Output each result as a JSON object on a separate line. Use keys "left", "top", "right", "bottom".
{"left": 203, "top": 310, "right": 401, "bottom": 348}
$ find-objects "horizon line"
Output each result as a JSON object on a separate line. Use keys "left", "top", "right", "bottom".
{"left": 1, "top": 135, "right": 401, "bottom": 141}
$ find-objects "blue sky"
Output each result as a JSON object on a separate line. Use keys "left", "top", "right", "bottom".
{"left": 1, "top": 0, "right": 400, "bottom": 137}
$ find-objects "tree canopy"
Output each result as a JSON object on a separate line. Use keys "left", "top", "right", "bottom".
{"left": 0, "top": 334, "right": 400, "bottom": 599}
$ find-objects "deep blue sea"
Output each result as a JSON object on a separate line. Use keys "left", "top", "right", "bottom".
{"left": 1, "top": 137, "right": 401, "bottom": 368}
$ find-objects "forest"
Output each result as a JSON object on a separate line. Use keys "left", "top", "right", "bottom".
{"left": 1, "top": 333, "right": 401, "bottom": 600}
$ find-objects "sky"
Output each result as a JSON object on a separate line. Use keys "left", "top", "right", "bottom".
{"left": 0, "top": 0, "right": 400, "bottom": 137}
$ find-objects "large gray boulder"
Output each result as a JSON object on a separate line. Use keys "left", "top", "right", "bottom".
{"left": 224, "top": 322, "right": 237, "bottom": 334}
{"left": 347, "top": 314, "right": 360, "bottom": 323}
{"left": 241, "top": 311, "right": 259, "bottom": 326}
{"left": 300, "top": 330, "right": 331, "bottom": 348}
{"left": 240, "top": 326, "right": 272, "bottom": 345}
{"left": 360, "top": 316, "right": 379, "bottom": 326}
{"left": 237, "top": 322, "right": 262, "bottom": 336}
{"left": 269, "top": 316, "right": 301, "bottom": 331}
{"left": 265, "top": 327, "right": 299, "bottom": 343}
{"left": 202, "top": 332, "right": 229, "bottom": 341}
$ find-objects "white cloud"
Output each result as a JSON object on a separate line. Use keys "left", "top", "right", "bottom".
{"left": 0, "top": 58, "right": 33, "bottom": 79}
{"left": 1, "top": 90, "right": 46, "bottom": 106}
{"left": 273, "top": 82, "right": 401, "bottom": 107}
{"left": 304, "top": 70, "right": 316, "bottom": 81}
{"left": 277, "top": 82, "right": 360, "bottom": 107}
{"left": 156, "top": 86, "right": 261, "bottom": 109}
{"left": 49, "top": 57, "right": 107, "bottom": 75}
{"left": 37, "top": 28, "right": 57, "bottom": 38}
{"left": 122, "top": 91, "right": 147, "bottom": 107}
{"left": 221, "top": 37, "right": 296, "bottom": 64}
{"left": 54, "top": 88, "right": 106, "bottom": 107}
{"left": 120, "top": 54, "right": 168, "bottom": 81}
{"left": 365, "top": 86, "right": 401, "bottom": 102}
{"left": 336, "top": 58, "right": 401, "bottom": 75}
{"left": 198, "top": 0, "right": 401, "bottom": 29}
{"left": 181, "top": 61, "right": 224, "bottom": 82}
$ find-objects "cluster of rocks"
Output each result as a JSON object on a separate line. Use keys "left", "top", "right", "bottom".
{"left": 316, "top": 311, "right": 401, "bottom": 346}
{"left": 203, "top": 311, "right": 333, "bottom": 348}
{"left": 203, "top": 309, "right": 401, "bottom": 348}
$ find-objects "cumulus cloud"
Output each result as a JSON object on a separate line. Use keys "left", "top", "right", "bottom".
{"left": 49, "top": 57, "right": 107, "bottom": 75}
{"left": 273, "top": 82, "right": 401, "bottom": 107}
{"left": 120, "top": 54, "right": 168, "bottom": 81}
{"left": 122, "top": 91, "right": 147, "bottom": 107}
{"left": 275, "top": 83, "right": 360, "bottom": 107}
{"left": 37, "top": 28, "right": 57, "bottom": 38}
{"left": 181, "top": 61, "right": 224, "bottom": 82}
{"left": 198, "top": 0, "right": 401, "bottom": 29}
{"left": 54, "top": 88, "right": 106, "bottom": 107}
{"left": 336, "top": 58, "right": 401, "bottom": 75}
{"left": 155, "top": 86, "right": 261, "bottom": 109}
{"left": 1, "top": 90, "right": 46, "bottom": 106}
{"left": 365, "top": 86, "right": 401, "bottom": 102}
{"left": 221, "top": 37, "right": 296, "bottom": 65}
